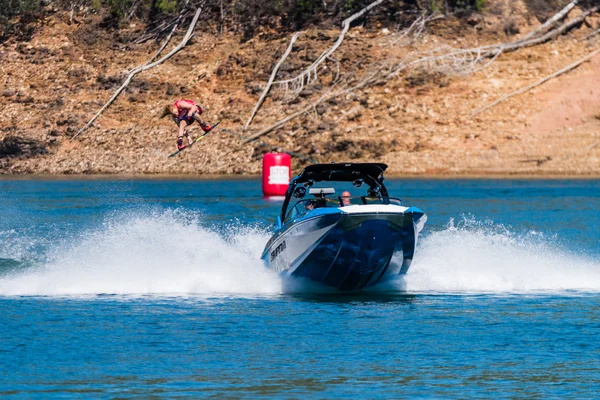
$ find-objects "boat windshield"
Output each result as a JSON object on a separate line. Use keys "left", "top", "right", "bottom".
{"left": 279, "top": 163, "right": 395, "bottom": 223}
{"left": 284, "top": 196, "right": 403, "bottom": 223}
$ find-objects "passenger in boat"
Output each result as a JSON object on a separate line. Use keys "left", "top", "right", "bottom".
{"left": 341, "top": 191, "right": 351, "bottom": 206}
{"left": 313, "top": 193, "right": 327, "bottom": 208}
{"left": 305, "top": 201, "right": 315, "bottom": 211}
{"left": 161, "top": 99, "right": 213, "bottom": 150}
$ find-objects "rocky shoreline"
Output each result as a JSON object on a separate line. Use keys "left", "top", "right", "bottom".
{"left": 1, "top": 2, "right": 599, "bottom": 177}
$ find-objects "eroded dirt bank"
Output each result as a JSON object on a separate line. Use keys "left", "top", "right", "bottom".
{"left": 1, "top": 3, "right": 599, "bottom": 176}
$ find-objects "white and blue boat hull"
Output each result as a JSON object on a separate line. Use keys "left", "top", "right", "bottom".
{"left": 262, "top": 205, "right": 426, "bottom": 291}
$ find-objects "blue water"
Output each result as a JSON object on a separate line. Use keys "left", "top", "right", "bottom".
{"left": 1, "top": 179, "right": 599, "bottom": 397}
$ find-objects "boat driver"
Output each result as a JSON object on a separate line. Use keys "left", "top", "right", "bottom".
{"left": 341, "top": 191, "right": 351, "bottom": 206}
{"left": 313, "top": 193, "right": 327, "bottom": 208}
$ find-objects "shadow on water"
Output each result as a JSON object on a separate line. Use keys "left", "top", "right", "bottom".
{"left": 284, "top": 282, "right": 419, "bottom": 304}
{"left": 281, "top": 276, "right": 419, "bottom": 304}
{"left": 285, "top": 292, "right": 420, "bottom": 305}
{"left": 0, "top": 258, "right": 32, "bottom": 276}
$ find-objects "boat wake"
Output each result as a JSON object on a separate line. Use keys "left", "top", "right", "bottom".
{"left": 405, "top": 217, "right": 600, "bottom": 294}
{"left": 0, "top": 213, "right": 599, "bottom": 296}
{"left": 0, "top": 210, "right": 280, "bottom": 296}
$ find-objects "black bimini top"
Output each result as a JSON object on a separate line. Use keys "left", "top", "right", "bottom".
{"left": 293, "top": 163, "right": 388, "bottom": 185}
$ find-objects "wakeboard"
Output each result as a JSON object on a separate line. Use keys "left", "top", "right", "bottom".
{"left": 168, "top": 120, "right": 221, "bottom": 158}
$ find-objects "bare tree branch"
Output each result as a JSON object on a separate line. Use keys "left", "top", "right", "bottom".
{"left": 517, "top": 0, "right": 579, "bottom": 43}
{"left": 244, "top": 31, "right": 303, "bottom": 130}
{"left": 72, "top": 5, "right": 201, "bottom": 141}
{"left": 147, "top": 0, "right": 190, "bottom": 63}
{"left": 243, "top": 90, "right": 332, "bottom": 143}
{"left": 242, "top": 5, "right": 599, "bottom": 144}
{"left": 242, "top": 69, "right": 382, "bottom": 144}
{"left": 500, "top": 6, "right": 599, "bottom": 52}
{"left": 69, "top": 2, "right": 74, "bottom": 25}
{"left": 274, "top": 0, "right": 386, "bottom": 94}
{"left": 384, "top": 6, "right": 599, "bottom": 79}
{"left": 388, "top": 12, "right": 443, "bottom": 46}
{"left": 583, "top": 27, "right": 600, "bottom": 41}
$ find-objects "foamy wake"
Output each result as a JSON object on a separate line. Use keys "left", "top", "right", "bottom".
{"left": 0, "top": 210, "right": 280, "bottom": 296}
{"left": 404, "top": 217, "right": 600, "bottom": 293}
{"left": 0, "top": 213, "right": 599, "bottom": 296}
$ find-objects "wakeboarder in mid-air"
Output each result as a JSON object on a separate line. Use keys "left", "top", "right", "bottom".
{"left": 161, "top": 99, "right": 221, "bottom": 158}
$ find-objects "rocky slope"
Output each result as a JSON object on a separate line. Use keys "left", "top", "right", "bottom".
{"left": 1, "top": 1, "right": 599, "bottom": 176}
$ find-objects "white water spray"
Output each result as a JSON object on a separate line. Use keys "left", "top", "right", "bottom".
{"left": 405, "top": 217, "right": 600, "bottom": 293}
{"left": 1, "top": 214, "right": 599, "bottom": 296}
{"left": 0, "top": 210, "right": 280, "bottom": 296}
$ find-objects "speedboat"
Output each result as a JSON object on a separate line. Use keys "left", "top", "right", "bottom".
{"left": 261, "top": 163, "right": 427, "bottom": 291}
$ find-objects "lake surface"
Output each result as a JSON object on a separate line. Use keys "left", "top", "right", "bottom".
{"left": 1, "top": 179, "right": 599, "bottom": 397}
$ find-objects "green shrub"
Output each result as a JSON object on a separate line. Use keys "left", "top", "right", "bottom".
{"left": 0, "top": 0, "right": 499, "bottom": 43}
{"left": 0, "top": 0, "right": 41, "bottom": 41}
{"left": 343, "top": 0, "right": 358, "bottom": 12}
{"left": 155, "top": 0, "right": 177, "bottom": 14}
{"left": 433, "top": 0, "right": 486, "bottom": 13}
{"left": 0, "top": 0, "right": 41, "bottom": 20}
{"left": 105, "top": 0, "right": 134, "bottom": 18}
{"left": 429, "top": 0, "right": 444, "bottom": 13}
{"left": 91, "top": 0, "right": 102, "bottom": 12}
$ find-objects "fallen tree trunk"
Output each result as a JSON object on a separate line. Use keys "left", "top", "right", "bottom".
{"left": 384, "top": 6, "right": 599, "bottom": 78}
{"left": 517, "top": 0, "right": 579, "bottom": 43}
{"left": 389, "top": 12, "right": 442, "bottom": 46}
{"left": 72, "top": 5, "right": 202, "bottom": 140}
{"left": 243, "top": 71, "right": 380, "bottom": 143}
{"left": 243, "top": 91, "right": 332, "bottom": 143}
{"left": 500, "top": 6, "right": 599, "bottom": 53}
{"left": 471, "top": 47, "right": 600, "bottom": 118}
{"left": 244, "top": 31, "right": 303, "bottom": 130}
{"left": 245, "top": 5, "right": 599, "bottom": 144}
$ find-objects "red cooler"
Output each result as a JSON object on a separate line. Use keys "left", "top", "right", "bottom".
{"left": 262, "top": 153, "right": 291, "bottom": 196}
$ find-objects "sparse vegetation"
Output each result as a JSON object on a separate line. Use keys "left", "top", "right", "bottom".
{"left": 0, "top": 0, "right": 501, "bottom": 43}
{"left": 0, "top": 0, "right": 40, "bottom": 41}
{"left": 1, "top": 0, "right": 599, "bottom": 175}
